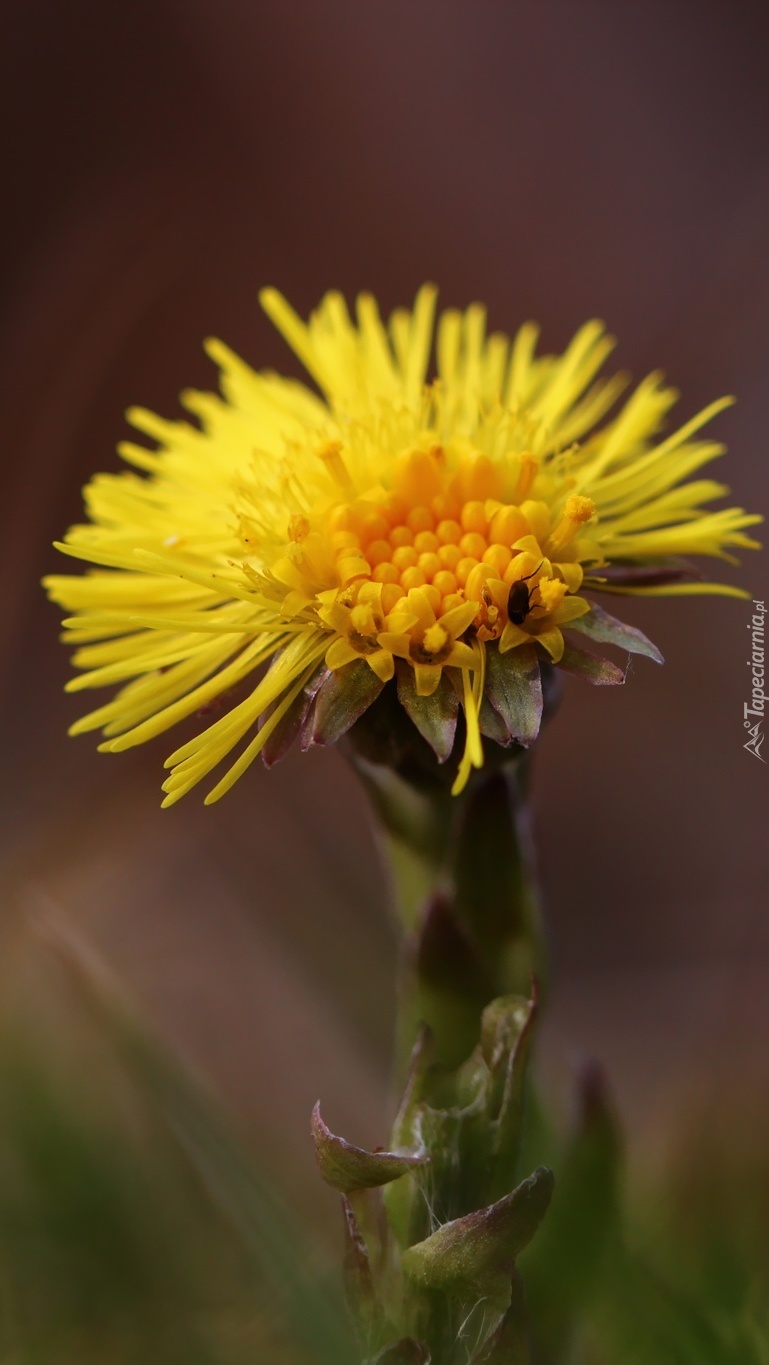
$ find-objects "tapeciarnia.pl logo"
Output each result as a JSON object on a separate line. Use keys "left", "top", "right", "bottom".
{"left": 744, "top": 598, "right": 766, "bottom": 762}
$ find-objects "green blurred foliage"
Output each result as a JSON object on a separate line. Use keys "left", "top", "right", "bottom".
{"left": 585, "top": 1109, "right": 769, "bottom": 1365}
{"left": 520, "top": 1078, "right": 769, "bottom": 1365}
{"left": 0, "top": 928, "right": 354, "bottom": 1365}
{"left": 0, "top": 929, "right": 766, "bottom": 1364}
{"left": 0, "top": 1052, "right": 307, "bottom": 1363}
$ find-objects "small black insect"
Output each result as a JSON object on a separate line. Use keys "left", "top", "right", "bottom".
{"left": 507, "top": 561, "right": 544, "bottom": 625}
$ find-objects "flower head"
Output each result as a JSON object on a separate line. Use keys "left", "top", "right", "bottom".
{"left": 45, "top": 286, "right": 761, "bottom": 803}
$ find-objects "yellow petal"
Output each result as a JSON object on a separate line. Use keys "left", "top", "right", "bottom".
{"left": 367, "top": 649, "right": 395, "bottom": 682}
{"left": 325, "top": 637, "right": 359, "bottom": 670}
{"left": 414, "top": 663, "right": 442, "bottom": 696}
{"left": 555, "top": 561, "right": 584, "bottom": 592}
{"left": 439, "top": 600, "right": 479, "bottom": 638}
{"left": 446, "top": 641, "right": 477, "bottom": 670}
{"left": 376, "top": 631, "right": 413, "bottom": 660}
{"left": 535, "top": 627, "right": 565, "bottom": 662}
{"left": 551, "top": 596, "right": 591, "bottom": 625}
{"left": 511, "top": 534, "right": 543, "bottom": 558}
{"left": 405, "top": 586, "right": 438, "bottom": 629}
{"left": 384, "top": 609, "right": 420, "bottom": 633}
{"left": 499, "top": 622, "right": 531, "bottom": 653}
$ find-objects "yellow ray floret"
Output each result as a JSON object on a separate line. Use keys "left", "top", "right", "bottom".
{"left": 44, "top": 285, "right": 761, "bottom": 803}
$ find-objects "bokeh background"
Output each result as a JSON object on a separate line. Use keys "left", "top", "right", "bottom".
{"left": 1, "top": 0, "right": 767, "bottom": 1286}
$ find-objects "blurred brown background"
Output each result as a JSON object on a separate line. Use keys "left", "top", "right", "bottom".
{"left": 1, "top": 0, "right": 767, "bottom": 1223}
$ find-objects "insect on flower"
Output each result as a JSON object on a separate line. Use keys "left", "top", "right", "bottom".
{"left": 506, "top": 561, "right": 545, "bottom": 627}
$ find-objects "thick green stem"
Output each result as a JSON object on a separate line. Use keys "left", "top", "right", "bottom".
{"left": 348, "top": 739, "right": 545, "bottom": 1075}
{"left": 333, "top": 705, "right": 559, "bottom": 1362}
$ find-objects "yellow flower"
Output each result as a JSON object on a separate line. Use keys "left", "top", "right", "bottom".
{"left": 44, "top": 286, "right": 761, "bottom": 805}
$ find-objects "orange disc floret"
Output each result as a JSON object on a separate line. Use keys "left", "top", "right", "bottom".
{"left": 367, "top": 539, "right": 393, "bottom": 567}
{"left": 392, "top": 545, "right": 419, "bottom": 571}
{"left": 437, "top": 518, "right": 462, "bottom": 545}
{"left": 460, "top": 501, "right": 488, "bottom": 535}
{"left": 488, "top": 505, "right": 528, "bottom": 547}
{"left": 390, "top": 525, "right": 414, "bottom": 549}
{"left": 459, "top": 532, "right": 487, "bottom": 561}
{"left": 360, "top": 512, "right": 390, "bottom": 544}
{"left": 456, "top": 556, "right": 479, "bottom": 587}
{"left": 482, "top": 544, "right": 512, "bottom": 576}
{"left": 414, "top": 529, "right": 439, "bottom": 554}
{"left": 372, "top": 562, "right": 400, "bottom": 585}
{"left": 407, "top": 505, "right": 435, "bottom": 535}
{"left": 401, "top": 566, "right": 427, "bottom": 591}
{"left": 418, "top": 551, "right": 442, "bottom": 580}
{"left": 433, "top": 569, "right": 458, "bottom": 598}
{"left": 438, "top": 543, "right": 462, "bottom": 572}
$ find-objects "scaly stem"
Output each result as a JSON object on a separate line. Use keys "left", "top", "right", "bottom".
{"left": 347, "top": 734, "right": 545, "bottom": 1076}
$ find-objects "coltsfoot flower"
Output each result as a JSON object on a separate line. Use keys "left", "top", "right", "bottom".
{"left": 45, "top": 286, "right": 761, "bottom": 803}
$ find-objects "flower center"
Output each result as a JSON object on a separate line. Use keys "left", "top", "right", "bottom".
{"left": 318, "top": 446, "right": 548, "bottom": 620}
